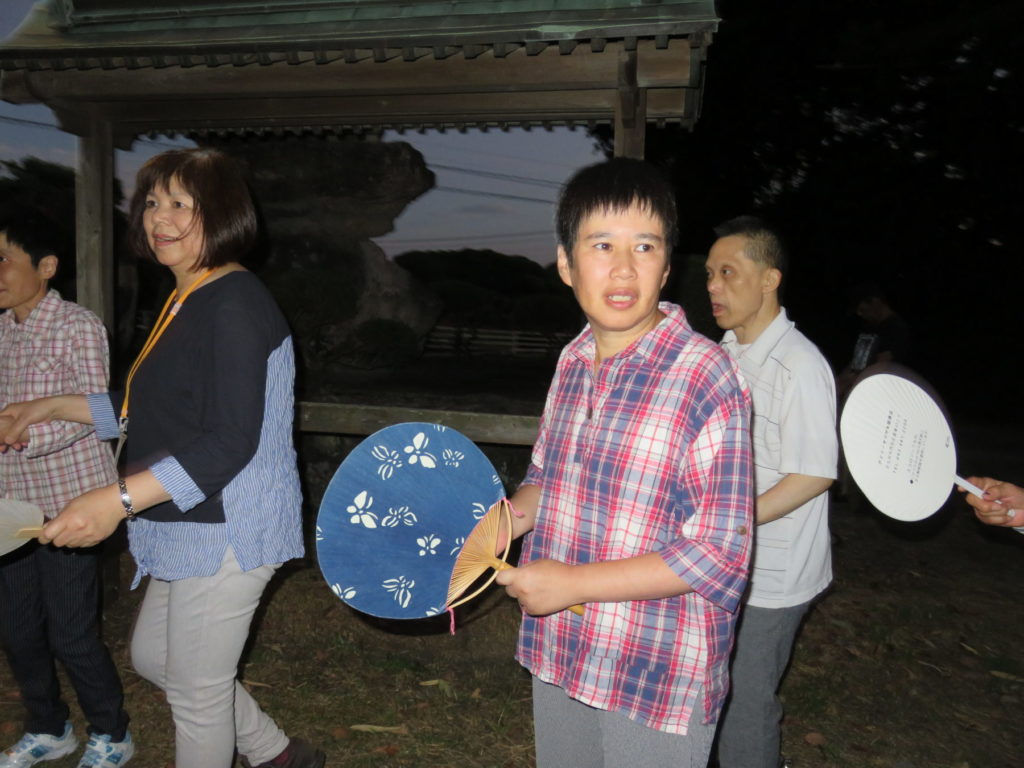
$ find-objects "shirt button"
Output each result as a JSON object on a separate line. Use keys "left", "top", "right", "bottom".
{"left": 736, "top": 525, "right": 749, "bottom": 536}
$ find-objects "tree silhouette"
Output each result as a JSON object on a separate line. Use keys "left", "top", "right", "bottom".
{"left": 597, "top": 0, "right": 1022, "bottom": 418}
{"left": 1, "top": 156, "right": 128, "bottom": 302}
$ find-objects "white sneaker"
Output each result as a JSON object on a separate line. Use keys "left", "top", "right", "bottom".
{"left": 75, "top": 731, "right": 134, "bottom": 768}
{"left": 0, "top": 722, "right": 78, "bottom": 767}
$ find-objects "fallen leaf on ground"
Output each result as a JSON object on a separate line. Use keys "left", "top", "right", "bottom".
{"left": 241, "top": 678, "right": 272, "bottom": 689}
{"left": 804, "top": 731, "right": 827, "bottom": 746}
{"left": 420, "top": 678, "right": 455, "bottom": 697}
{"left": 351, "top": 724, "right": 410, "bottom": 734}
{"left": 990, "top": 670, "right": 1024, "bottom": 683}
{"left": 915, "top": 660, "right": 949, "bottom": 676}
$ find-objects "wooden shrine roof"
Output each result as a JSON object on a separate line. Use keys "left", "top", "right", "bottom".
{"left": 1, "top": 0, "right": 719, "bottom": 140}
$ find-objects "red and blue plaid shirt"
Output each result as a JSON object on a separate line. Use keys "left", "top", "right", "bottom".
{"left": 0, "top": 291, "right": 116, "bottom": 519}
{"left": 516, "top": 303, "right": 753, "bottom": 734}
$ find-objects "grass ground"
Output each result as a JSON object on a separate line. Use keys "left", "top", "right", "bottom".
{"left": 1, "top": 422, "right": 1021, "bottom": 767}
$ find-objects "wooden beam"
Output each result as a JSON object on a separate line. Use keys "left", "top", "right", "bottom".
{"left": 51, "top": 87, "right": 692, "bottom": 138}
{"left": 88, "top": 89, "right": 632, "bottom": 131}
{"left": 298, "top": 402, "right": 539, "bottom": 447}
{"left": 614, "top": 49, "right": 646, "bottom": 159}
{"left": 34, "top": 37, "right": 702, "bottom": 133}
{"left": 20, "top": 40, "right": 692, "bottom": 102}
{"left": 75, "top": 114, "right": 115, "bottom": 331}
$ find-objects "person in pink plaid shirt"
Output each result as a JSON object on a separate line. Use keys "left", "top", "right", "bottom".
{"left": 495, "top": 159, "right": 754, "bottom": 768}
{"left": 0, "top": 207, "right": 133, "bottom": 767}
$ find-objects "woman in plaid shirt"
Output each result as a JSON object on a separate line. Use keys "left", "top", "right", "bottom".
{"left": 496, "top": 159, "right": 754, "bottom": 768}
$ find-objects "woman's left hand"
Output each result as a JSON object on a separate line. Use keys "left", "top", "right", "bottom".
{"left": 41, "top": 484, "right": 126, "bottom": 548}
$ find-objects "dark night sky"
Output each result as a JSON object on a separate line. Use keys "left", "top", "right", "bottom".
{"left": 654, "top": 0, "right": 1023, "bottom": 424}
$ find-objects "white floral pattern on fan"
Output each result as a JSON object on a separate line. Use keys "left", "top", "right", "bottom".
{"left": 443, "top": 449, "right": 464, "bottom": 467}
{"left": 347, "top": 490, "right": 378, "bottom": 528}
{"left": 383, "top": 576, "right": 416, "bottom": 608}
{"left": 417, "top": 534, "right": 441, "bottom": 556}
{"left": 403, "top": 432, "right": 437, "bottom": 468}
{"left": 316, "top": 422, "right": 505, "bottom": 619}
{"left": 381, "top": 506, "right": 417, "bottom": 527}
{"left": 371, "top": 445, "right": 403, "bottom": 480}
{"left": 331, "top": 584, "right": 357, "bottom": 600}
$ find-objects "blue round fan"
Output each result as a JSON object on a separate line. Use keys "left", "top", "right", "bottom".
{"left": 316, "top": 422, "right": 505, "bottom": 619}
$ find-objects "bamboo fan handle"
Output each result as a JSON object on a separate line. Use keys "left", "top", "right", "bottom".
{"left": 446, "top": 499, "right": 585, "bottom": 616}
{"left": 15, "top": 527, "right": 43, "bottom": 539}
{"left": 496, "top": 560, "right": 585, "bottom": 616}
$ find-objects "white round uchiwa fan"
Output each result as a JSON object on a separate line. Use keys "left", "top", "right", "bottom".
{"left": 840, "top": 373, "right": 981, "bottom": 521}
{"left": 0, "top": 498, "right": 44, "bottom": 556}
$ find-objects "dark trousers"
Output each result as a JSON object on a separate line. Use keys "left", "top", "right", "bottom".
{"left": 0, "top": 542, "right": 128, "bottom": 740}
{"left": 716, "top": 601, "right": 812, "bottom": 768}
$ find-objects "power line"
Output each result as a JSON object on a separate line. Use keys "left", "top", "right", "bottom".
{"left": 0, "top": 115, "right": 192, "bottom": 150}
{"left": 429, "top": 162, "right": 562, "bottom": 189}
{"left": 0, "top": 114, "right": 61, "bottom": 130}
{"left": 0, "top": 117, "right": 568, "bottom": 186}
{"left": 380, "top": 230, "right": 554, "bottom": 245}
{"left": 403, "top": 132, "right": 597, "bottom": 171}
{"left": 135, "top": 136, "right": 192, "bottom": 150}
{"left": 0, "top": 117, "right": 557, "bottom": 197}
{"left": 434, "top": 185, "right": 555, "bottom": 205}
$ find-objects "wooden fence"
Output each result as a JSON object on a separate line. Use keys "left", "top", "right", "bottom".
{"left": 423, "top": 325, "right": 572, "bottom": 359}
{"left": 298, "top": 401, "right": 539, "bottom": 446}
{"left": 103, "top": 403, "right": 536, "bottom": 604}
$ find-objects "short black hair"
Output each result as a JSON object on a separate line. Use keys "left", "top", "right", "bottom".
{"left": 0, "top": 206, "right": 63, "bottom": 267}
{"left": 127, "top": 148, "right": 258, "bottom": 269}
{"left": 713, "top": 215, "right": 788, "bottom": 276}
{"left": 556, "top": 158, "right": 678, "bottom": 260}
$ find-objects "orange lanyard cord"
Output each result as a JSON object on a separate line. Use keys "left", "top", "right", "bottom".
{"left": 119, "top": 268, "right": 213, "bottom": 426}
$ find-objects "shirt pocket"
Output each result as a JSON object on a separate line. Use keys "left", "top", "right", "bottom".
{"left": 32, "top": 355, "right": 63, "bottom": 374}
{"left": 26, "top": 355, "right": 67, "bottom": 396}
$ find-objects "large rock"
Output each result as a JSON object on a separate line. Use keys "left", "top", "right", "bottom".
{"left": 201, "top": 136, "right": 442, "bottom": 387}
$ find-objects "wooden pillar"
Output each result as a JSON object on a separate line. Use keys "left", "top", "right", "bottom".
{"left": 74, "top": 116, "right": 122, "bottom": 607}
{"left": 75, "top": 116, "right": 115, "bottom": 331}
{"left": 614, "top": 49, "right": 646, "bottom": 159}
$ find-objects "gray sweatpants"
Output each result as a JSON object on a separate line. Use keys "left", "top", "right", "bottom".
{"left": 716, "top": 601, "right": 811, "bottom": 768}
{"left": 532, "top": 676, "right": 716, "bottom": 768}
{"left": 130, "top": 546, "right": 289, "bottom": 768}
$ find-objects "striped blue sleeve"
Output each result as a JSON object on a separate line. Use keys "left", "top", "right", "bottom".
{"left": 87, "top": 392, "right": 120, "bottom": 441}
{"left": 151, "top": 455, "right": 206, "bottom": 513}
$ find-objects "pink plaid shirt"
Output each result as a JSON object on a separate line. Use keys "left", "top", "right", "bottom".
{"left": 516, "top": 303, "right": 753, "bottom": 734}
{"left": 0, "top": 291, "right": 116, "bottom": 519}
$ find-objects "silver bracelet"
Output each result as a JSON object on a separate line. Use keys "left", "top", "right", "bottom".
{"left": 117, "top": 477, "right": 137, "bottom": 521}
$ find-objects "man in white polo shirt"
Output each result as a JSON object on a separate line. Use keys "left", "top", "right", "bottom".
{"left": 705, "top": 216, "right": 838, "bottom": 768}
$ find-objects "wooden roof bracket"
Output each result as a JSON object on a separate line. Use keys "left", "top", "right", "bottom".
{"left": 614, "top": 48, "right": 645, "bottom": 159}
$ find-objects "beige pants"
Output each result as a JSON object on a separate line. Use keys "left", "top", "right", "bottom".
{"left": 130, "top": 547, "right": 289, "bottom": 768}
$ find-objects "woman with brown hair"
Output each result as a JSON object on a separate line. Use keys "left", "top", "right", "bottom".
{"left": 0, "top": 148, "right": 325, "bottom": 768}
